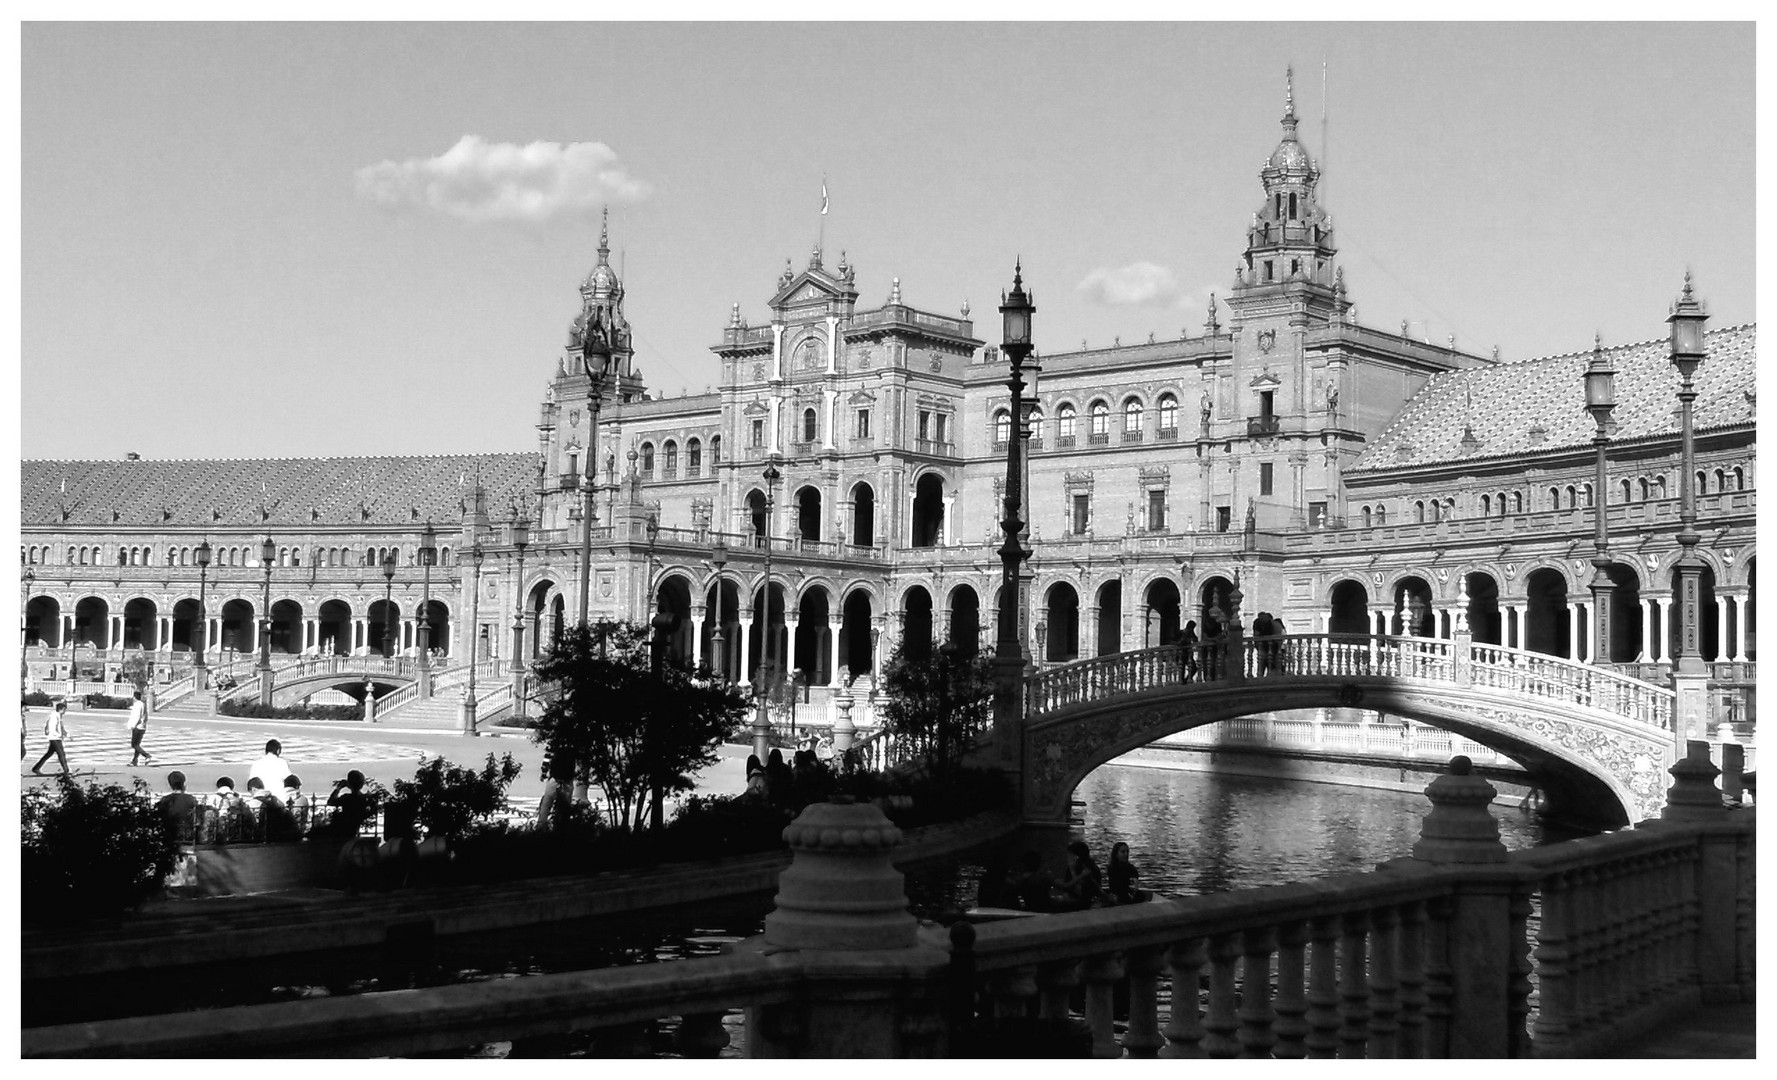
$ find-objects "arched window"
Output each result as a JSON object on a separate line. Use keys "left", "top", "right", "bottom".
{"left": 1497, "top": 492, "right": 1508, "bottom": 517}
{"left": 1027, "top": 407, "right": 1044, "bottom": 443}
{"left": 687, "top": 437, "right": 702, "bottom": 477}
{"left": 710, "top": 435, "right": 722, "bottom": 465}
{"left": 1429, "top": 501, "right": 1442, "bottom": 523}
{"left": 1620, "top": 479, "right": 1633, "bottom": 503}
{"left": 1414, "top": 501, "right": 1426, "bottom": 524}
{"left": 641, "top": 442, "right": 655, "bottom": 477}
{"left": 1715, "top": 468, "right": 1727, "bottom": 492}
{"left": 1734, "top": 465, "right": 1746, "bottom": 490}
{"left": 1654, "top": 475, "right": 1668, "bottom": 499}
{"left": 802, "top": 408, "right": 818, "bottom": 443}
{"left": 1158, "top": 393, "right": 1178, "bottom": 431}
{"left": 663, "top": 440, "right": 678, "bottom": 477}
{"left": 1512, "top": 492, "right": 1523, "bottom": 514}
{"left": 440, "top": 546, "right": 453, "bottom": 567}
{"left": 1362, "top": 506, "right": 1373, "bottom": 528}
{"left": 1582, "top": 483, "right": 1593, "bottom": 508}
{"left": 1637, "top": 477, "right": 1650, "bottom": 501}
{"left": 1058, "top": 403, "right": 1077, "bottom": 439}
{"left": 1696, "top": 470, "right": 1708, "bottom": 495}
{"left": 1548, "top": 486, "right": 1561, "bottom": 510}
{"left": 1481, "top": 494, "right": 1492, "bottom": 516}
{"left": 1089, "top": 400, "right": 1110, "bottom": 437}
{"left": 1123, "top": 397, "right": 1144, "bottom": 434}
{"left": 994, "top": 408, "right": 1011, "bottom": 444}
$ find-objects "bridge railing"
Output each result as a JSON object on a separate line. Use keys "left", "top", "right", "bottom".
{"left": 1027, "top": 633, "right": 1675, "bottom": 735}
{"left": 373, "top": 682, "right": 422, "bottom": 716}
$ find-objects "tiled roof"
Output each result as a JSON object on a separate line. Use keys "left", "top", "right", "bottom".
{"left": 20, "top": 453, "right": 541, "bottom": 529}
{"left": 1349, "top": 324, "right": 1755, "bottom": 473}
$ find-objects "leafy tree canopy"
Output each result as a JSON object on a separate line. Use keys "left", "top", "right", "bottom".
{"left": 878, "top": 642, "right": 997, "bottom": 774}
{"left": 529, "top": 622, "right": 752, "bottom": 831}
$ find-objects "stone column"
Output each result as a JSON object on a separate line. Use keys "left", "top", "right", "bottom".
{"left": 1654, "top": 597, "right": 1671, "bottom": 663}
{"left": 1731, "top": 593, "right": 1748, "bottom": 662}
{"left": 784, "top": 616, "right": 801, "bottom": 681}
{"left": 690, "top": 607, "right": 705, "bottom": 669}
{"left": 828, "top": 616, "right": 843, "bottom": 685}
{"left": 1715, "top": 598, "right": 1730, "bottom": 663}
{"left": 771, "top": 322, "right": 784, "bottom": 381}
{"left": 738, "top": 615, "right": 754, "bottom": 681}
{"left": 1083, "top": 605, "right": 1100, "bottom": 659}
{"left": 825, "top": 315, "right": 839, "bottom": 374}
{"left": 941, "top": 493, "right": 955, "bottom": 546}
{"left": 823, "top": 388, "right": 837, "bottom": 451}
{"left": 1641, "top": 599, "right": 1656, "bottom": 661}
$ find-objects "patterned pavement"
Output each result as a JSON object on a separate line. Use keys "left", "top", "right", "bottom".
{"left": 24, "top": 714, "right": 428, "bottom": 776}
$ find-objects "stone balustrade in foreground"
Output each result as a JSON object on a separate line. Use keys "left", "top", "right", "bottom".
{"left": 23, "top": 749, "right": 1754, "bottom": 1059}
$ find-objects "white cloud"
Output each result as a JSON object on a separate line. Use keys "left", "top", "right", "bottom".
{"left": 1075, "top": 261, "right": 1186, "bottom": 307}
{"left": 355, "top": 136, "right": 650, "bottom": 223}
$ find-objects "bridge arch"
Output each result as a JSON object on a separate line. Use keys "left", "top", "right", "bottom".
{"left": 1018, "top": 656, "right": 1669, "bottom": 832}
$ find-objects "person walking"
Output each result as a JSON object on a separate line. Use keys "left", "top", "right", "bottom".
{"left": 127, "top": 689, "right": 154, "bottom": 766}
{"left": 30, "top": 700, "right": 70, "bottom": 775}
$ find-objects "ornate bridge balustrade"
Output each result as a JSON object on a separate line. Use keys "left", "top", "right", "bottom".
{"left": 1015, "top": 633, "right": 1681, "bottom": 827}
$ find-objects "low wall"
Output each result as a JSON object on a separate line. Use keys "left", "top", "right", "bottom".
{"left": 176, "top": 841, "right": 346, "bottom": 897}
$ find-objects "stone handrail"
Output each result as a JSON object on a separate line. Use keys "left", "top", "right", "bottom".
{"left": 151, "top": 675, "right": 196, "bottom": 710}
{"left": 1026, "top": 634, "right": 1675, "bottom": 735}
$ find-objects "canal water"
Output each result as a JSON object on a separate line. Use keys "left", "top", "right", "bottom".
{"left": 29, "top": 761, "right": 1590, "bottom": 1043}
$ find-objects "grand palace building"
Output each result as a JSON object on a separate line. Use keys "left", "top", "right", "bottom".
{"left": 19, "top": 84, "right": 1757, "bottom": 726}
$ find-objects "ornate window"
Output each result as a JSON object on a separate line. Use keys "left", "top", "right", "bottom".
{"left": 1057, "top": 403, "right": 1077, "bottom": 441}
{"left": 1124, "top": 397, "right": 1144, "bottom": 434}
{"left": 641, "top": 442, "right": 655, "bottom": 477}
{"left": 994, "top": 408, "right": 1011, "bottom": 445}
{"left": 802, "top": 408, "right": 818, "bottom": 443}
{"left": 1089, "top": 400, "right": 1110, "bottom": 438}
{"left": 710, "top": 435, "right": 722, "bottom": 465}
{"left": 855, "top": 408, "right": 872, "bottom": 439}
{"left": 687, "top": 438, "right": 702, "bottom": 477}
{"left": 663, "top": 440, "right": 678, "bottom": 478}
{"left": 1157, "top": 393, "right": 1178, "bottom": 432}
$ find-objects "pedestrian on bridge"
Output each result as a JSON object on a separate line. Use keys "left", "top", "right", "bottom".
{"left": 1180, "top": 621, "right": 1201, "bottom": 683}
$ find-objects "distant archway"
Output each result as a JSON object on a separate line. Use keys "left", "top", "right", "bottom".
{"left": 1045, "top": 582, "right": 1080, "bottom": 662}
{"left": 1329, "top": 579, "right": 1370, "bottom": 635}
{"left": 1465, "top": 572, "right": 1502, "bottom": 645}
{"left": 851, "top": 482, "right": 876, "bottom": 547}
{"left": 1526, "top": 568, "right": 1571, "bottom": 658}
{"left": 902, "top": 585, "right": 934, "bottom": 661}
{"left": 1144, "top": 578, "right": 1181, "bottom": 647}
{"left": 949, "top": 585, "right": 981, "bottom": 658}
{"left": 911, "top": 474, "right": 945, "bottom": 548}
{"left": 1095, "top": 580, "right": 1122, "bottom": 656}
{"left": 797, "top": 486, "right": 823, "bottom": 543}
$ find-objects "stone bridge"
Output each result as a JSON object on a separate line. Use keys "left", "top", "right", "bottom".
{"left": 215, "top": 656, "right": 424, "bottom": 708}
{"left": 1010, "top": 633, "right": 1680, "bottom": 829}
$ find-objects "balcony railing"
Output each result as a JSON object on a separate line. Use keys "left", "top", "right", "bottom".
{"left": 914, "top": 438, "right": 955, "bottom": 457}
{"left": 1247, "top": 415, "right": 1280, "bottom": 437}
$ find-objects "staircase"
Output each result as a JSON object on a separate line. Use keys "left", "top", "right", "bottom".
{"left": 372, "top": 691, "right": 465, "bottom": 731}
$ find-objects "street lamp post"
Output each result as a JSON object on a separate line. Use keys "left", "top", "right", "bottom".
{"left": 578, "top": 314, "right": 615, "bottom": 626}
{"left": 1584, "top": 334, "right": 1618, "bottom": 666}
{"left": 710, "top": 539, "right": 728, "bottom": 683}
{"left": 753, "top": 459, "right": 782, "bottom": 760}
{"left": 1667, "top": 273, "right": 1710, "bottom": 741}
{"left": 463, "top": 542, "right": 484, "bottom": 736}
{"left": 993, "top": 261, "right": 1036, "bottom": 769}
{"left": 381, "top": 552, "right": 397, "bottom": 660}
{"left": 21, "top": 567, "right": 34, "bottom": 646}
{"left": 417, "top": 523, "right": 436, "bottom": 698}
{"left": 193, "top": 540, "right": 212, "bottom": 690}
{"left": 257, "top": 536, "right": 276, "bottom": 706}
{"left": 508, "top": 511, "right": 530, "bottom": 719}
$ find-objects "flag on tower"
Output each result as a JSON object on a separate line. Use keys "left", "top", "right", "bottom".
{"left": 821, "top": 178, "right": 829, "bottom": 216}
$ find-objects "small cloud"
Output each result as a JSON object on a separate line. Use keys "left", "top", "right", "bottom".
{"left": 355, "top": 135, "right": 650, "bottom": 223}
{"left": 1075, "top": 261, "right": 1186, "bottom": 307}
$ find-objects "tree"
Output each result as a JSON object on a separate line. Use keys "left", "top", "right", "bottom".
{"left": 529, "top": 622, "right": 751, "bottom": 832}
{"left": 384, "top": 753, "right": 523, "bottom": 843}
{"left": 878, "top": 641, "right": 997, "bottom": 774}
{"left": 22, "top": 775, "right": 178, "bottom": 921}
{"left": 120, "top": 652, "right": 151, "bottom": 692}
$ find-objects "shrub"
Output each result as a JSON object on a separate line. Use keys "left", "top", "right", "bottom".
{"left": 22, "top": 775, "right": 179, "bottom": 922}
{"left": 23, "top": 691, "right": 54, "bottom": 707}
{"left": 384, "top": 754, "right": 523, "bottom": 843}
{"left": 81, "top": 694, "right": 133, "bottom": 711}
{"left": 217, "top": 700, "right": 361, "bottom": 722}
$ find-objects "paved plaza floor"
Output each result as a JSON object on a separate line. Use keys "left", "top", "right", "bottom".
{"left": 21, "top": 705, "right": 752, "bottom": 808}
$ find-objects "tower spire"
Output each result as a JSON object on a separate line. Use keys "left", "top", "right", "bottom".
{"left": 1285, "top": 65, "right": 1295, "bottom": 119}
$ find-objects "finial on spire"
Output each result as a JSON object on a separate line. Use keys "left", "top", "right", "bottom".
{"left": 730, "top": 302, "right": 741, "bottom": 328}
{"left": 809, "top": 239, "right": 822, "bottom": 270}
{"left": 1594, "top": 331, "right": 1603, "bottom": 353}
{"left": 1285, "top": 66, "right": 1295, "bottom": 118}
{"left": 889, "top": 276, "right": 902, "bottom": 304}
{"left": 598, "top": 207, "right": 609, "bottom": 254}
{"left": 1013, "top": 257, "right": 1023, "bottom": 289}
{"left": 1681, "top": 269, "right": 1694, "bottom": 300}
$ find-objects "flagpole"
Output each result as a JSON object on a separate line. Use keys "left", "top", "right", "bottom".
{"left": 819, "top": 174, "right": 828, "bottom": 256}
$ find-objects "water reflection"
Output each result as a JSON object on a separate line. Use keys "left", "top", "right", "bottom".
{"left": 906, "top": 762, "right": 1587, "bottom": 914}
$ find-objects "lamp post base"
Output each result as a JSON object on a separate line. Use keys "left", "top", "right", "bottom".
{"left": 461, "top": 693, "right": 479, "bottom": 737}
{"left": 258, "top": 668, "right": 273, "bottom": 707}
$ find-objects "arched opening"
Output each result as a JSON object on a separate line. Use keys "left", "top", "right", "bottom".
{"left": 794, "top": 587, "right": 832, "bottom": 684}
{"left": 840, "top": 589, "right": 875, "bottom": 678}
{"left": 911, "top": 473, "right": 945, "bottom": 548}
{"left": 948, "top": 585, "right": 981, "bottom": 658}
{"left": 687, "top": 437, "right": 702, "bottom": 477}
{"left": 170, "top": 597, "right": 201, "bottom": 654}
{"left": 219, "top": 598, "right": 254, "bottom": 654}
{"left": 1465, "top": 572, "right": 1502, "bottom": 645}
{"left": 122, "top": 597, "right": 158, "bottom": 650}
{"left": 317, "top": 599, "right": 351, "bottom": 655}
{"left": 527, "top": 580, "right": 555, "bottom": 659}
{"left": 747, "top": 489, "right": 768, "bottom": 544}
{"left": 655, "top": 574, "right": 694, "bottom": 665}
{"left": 550, "top": 595, "right": 566, "bottom": 651}
{"left": 269, "top": 599, "right": 303, "bottom": 656}
{"left": 1392, "top": 577, "right": 1434, "bottom": 636}
{"left": 74, "top": 596, "right": 110, "bottom": 649}
{"left": 1095, "top": 579, "right": 1122, "bottom": 656}
{"left": 748, "top": 582, "right": 788, "bottom": 684}
{"left": 368, "top": 598, "right": 400, "bottom": 657}
{"left": 25, "top": 595, "right": 61, "bottom": 648}
{"left": 796, "top": 486, "right": 823, "bottom": 542}
{"left": 1525, "top": 568, "right": 1571, "bottom": 658}
{"left": 901, "top": 585, "right": 934, "bottom": 662}
{"left": 1044, "top": 582, "right": 1081, "bottom": 662}
{"left": 1144, "top": 578, "right": 1182, "bottom": 646}
{"left": 702, "top": 576, "right": 743, "bottom": 683}
{"left": 1328, "top": 579, "right": 1370, "bottom": 635}
{"left": 1196, "top": 576, "right": 1233, "bottom": 640}
{"left": 851, "top": 482, "right": 876, "bottom": 547}
{"left": 1747, "top": 558, "right": 1757, "bottom": 661}
{"left": 419, "top": 599, "right": 448, "bottom": 658}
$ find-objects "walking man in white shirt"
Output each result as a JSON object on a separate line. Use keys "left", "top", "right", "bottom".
{"left": 30, "top": 700, "right": 69, "bottom": 775}
{"left": 127, "top": 689, "right": 154, "bottom": 766}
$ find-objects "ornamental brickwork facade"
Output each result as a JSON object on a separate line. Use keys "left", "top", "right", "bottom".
{"left": 20, "top": 85, "right": 1756, "bottom": 720}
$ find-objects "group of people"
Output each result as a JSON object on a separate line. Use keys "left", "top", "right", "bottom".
{"left": 151, "top": 740, "right": 377, "bottom": 845}
{"left": 976, "top": 840, "right": 1149, "bottom": 912}
{"left": 22, "top": 688, "right": 160, "bottom": 774}
{"left": 743, "top": 736, "right": 848, "bottom": 810}
{"left": 1175, "top": 613, "right": 1291, "bottom": 683}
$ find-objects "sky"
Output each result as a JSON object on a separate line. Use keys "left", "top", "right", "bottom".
{"left": 18, "top": 21, "right": 1758, "bottom": 461}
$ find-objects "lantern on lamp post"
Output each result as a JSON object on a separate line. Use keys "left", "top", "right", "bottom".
{"left": 578, "top": 311, "right": 615, "bottom": 626}
{"left": 992, "top": 260, "right": 1036, "bottom": 767}
{"left": 1584, "top": 334, "right": 1618, "bottom": 666}
{"left": 257, "top": 535, "right": 276, "bottom": 706}
{"left": 1666, "top": 273, "right": 1711, "bottom": 742}
{"left": 381, "top": 551, "right": 398, "bottom": 659}
{"left": 709, "top": 538, "right": 729, "bottom": 683}
{"left": 193, "top": 540, "right": 212, "bottom": 689}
